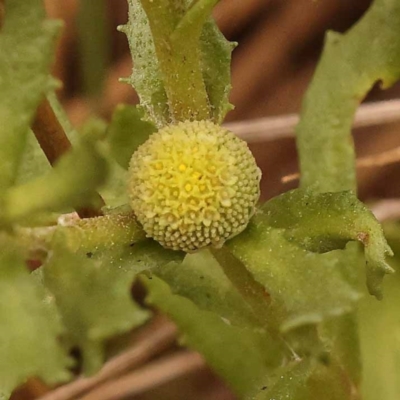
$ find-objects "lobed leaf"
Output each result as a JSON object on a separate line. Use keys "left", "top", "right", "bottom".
{"left": 200, "top": 19, "right": 235, "bottom": 123}
{"left": 262, "top": 189, "right": 393, "bottom": 298}
{"left": 43, "top": 241, "right": 150, "bottom": 374}
{"left": 0, "top": 236, "right": 70, "bottom": 399}
{"left": 0, "top": 0, "right": 61, "bottom": 193}
{"left": 296, "top": 0, "right": 400, "bottom": 193}
{"left": 227, "top": 209, "right": 361, "bottom": 334}
{"left": 120, "top": 0, "right": 170, "bottom": 126}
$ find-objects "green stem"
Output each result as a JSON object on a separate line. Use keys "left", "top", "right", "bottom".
{"left": 210, "top": 247, "right": 271, "bottom": 327}
{"left": 17, "top": 211, "right": 146, "bottom": 257}
{"left": 140, "top": 0, "right": 211, "bottom": 122}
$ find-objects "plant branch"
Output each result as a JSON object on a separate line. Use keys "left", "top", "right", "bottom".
{"left": 31, "top": 97, "right": 105, "bottom": 218}
{"left": 38, "top": 316, "right": 178, "bottom": 400}
{"left": 140, "top": 0, "right": 211, "bottom": 121}
{"left": 17, "top": 210, "right": 146, "bottom": 257}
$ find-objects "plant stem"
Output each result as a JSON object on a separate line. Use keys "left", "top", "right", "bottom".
{"left": 17, "top": 211, "right": 146, "bottom": 257}
{"left": 31, "top": 97, "right": 105, "bottom": 218}
{"left": 32, "top": 98, "right": 72, "bottom": 165}
{"left": 140, "top": 0, "right": 211, "bottom": 122}
{"left": 211, "top": 247, "right": 271, "bottom": 327}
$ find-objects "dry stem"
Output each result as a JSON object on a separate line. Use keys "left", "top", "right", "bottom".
{"left": 226, "top": 99, "right": 400, "bottom": 143}
{"left": 38, "top": 316, "right": 177, "bottom": 400}
{"left": 77, "top": 351, "right": 205, "bottom": 400}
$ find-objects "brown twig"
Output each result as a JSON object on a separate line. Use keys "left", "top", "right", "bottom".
{"left": 77, "top": 351, "right": 205, "bottom": 400}
{"left": 31, "top": 97, "right": 105, "bottom": 218}
{"left": 225, "top": 99, "right": 400, "bottom": 143}
{"left": 31, "top": 98, "right": 73, "bottom": 165}
{"left": 38, "top": 316, "right": 178, "bottom": 400}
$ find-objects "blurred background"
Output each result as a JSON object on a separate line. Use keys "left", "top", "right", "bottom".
{"left": 44, "top": 0, "right": 400, "bottom": 204}
{"left": 12, "top": 1, "right": 399, "bottom": 399}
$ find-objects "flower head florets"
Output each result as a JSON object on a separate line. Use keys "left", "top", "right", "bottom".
{"left": 128, "top": 120, "right": 261, "bottom": 252}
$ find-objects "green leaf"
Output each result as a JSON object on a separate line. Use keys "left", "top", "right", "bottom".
{"left": 43, "top": 242, "right": 150, "bottom": 374}
{"left": 359, "top": 224, "right": 400, "bottom": 400}
{"left": 227, "top": 210, "right": 361, "bottom": 334}
{"left": 200, "top": 19, "right": 235, "bottom": 123}
{"left": 122, "top": 0, "right": 233, "bottom": 124}
{"left": 154, "top": 249, "right": 261, "bottom": 328}
{"left": 107, "top": 104, "right": 157, "bottom": 169}
{"left": 120, "top": 0, "right": 170, "bottom": 126}
{"left": 0, "top": 236, "right": 70, "bottom": 399}
{"left": 255, "top": 359, "right": 356, "bottom": 400}
{"left": 15, "top": 130, "right": 50, "bottom": 185}
{"left": 296, "top": 0, "right": 400, "bottom": 192}
{"left": 4, "top": 134, "right": 108, "bottom": 223}
{"left": 255, "top": 361, "right": 312, "bottom": 400}
{"left": 0, "top": 0, "right": 60, "bottom": 192}
{"left": 262, "top": 189, "right": 393, "bottom": 298}
{"left": 143, "top": 274, "right": 284, "bottom": 398}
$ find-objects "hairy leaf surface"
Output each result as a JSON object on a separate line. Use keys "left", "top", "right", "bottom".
{"left": 123, "top": 0, "right": 233, "bottom": 124}
{"left": 0, "top": 237, "right": 70, "bottom": 399}
{"left": 4, "top": 135, "right": 108, "bottom": 223}
{"left": 263, "top": 189, "right": 393, "bottom": 298}
{"left": 107, "top": 104, "right": 156, "bottom": 169}
{"left": 43, "top": 242, "right": 150, "bottom": 374}
{"left": 297, "top": 0, "right": 400, "bottom": 192}
{"left": 155, "top": 250, "right": 261, "bottom": 328}
{"left": 143, "top": 274, "right": 284, "bottom": 399}
{"left": 0, "top": 0, "right": 60, "bottom": 193}
{"left": 228, "top": 210, "right": 361, "bottom": 333}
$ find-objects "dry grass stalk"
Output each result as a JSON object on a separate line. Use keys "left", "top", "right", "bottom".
{"left": 226, "top": 99, "right": 400, "bottom": 143}
{"left": 38, "top": 316, "right": 177, "bottom": 400}
{"left": 77, "top": 351, "right": 205, "bottom": 400}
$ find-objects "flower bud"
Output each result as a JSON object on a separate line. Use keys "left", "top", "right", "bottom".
{"left": 128, "top": 120, "right": 261, "bottom": 252}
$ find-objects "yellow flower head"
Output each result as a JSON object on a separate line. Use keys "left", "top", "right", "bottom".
{"left": 128, "top": 120, "right": 261, "bottom": 252}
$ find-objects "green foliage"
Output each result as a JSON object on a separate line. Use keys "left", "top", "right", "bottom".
{"left": 122, "top": 0, "right": 233, "bottom": 125}
{"left": 143, "top": 273, "right": 283, "bottom": 399}
{"left": 0, "top": 237, "right": 70, "bottom": 399}
{"left": 3, "top": 134, "right": 108, "bottom": 223}
{"left": 0, "top": 0, "right": 60, "bottom": 192}
{"left": 43, "top": 241, "right": 150, "bottom": 374}
{"left": 1, "top": 0, "right": 400, "bottom": 398}
{"left": 107, "top": 104, "right": 157, "bottom": 169}
{"left": 262, "top": 189, "right": 393, "bottom": 298}
{"left": 155, "top": 250, "right": 261, "bottom": 328}
{"left": 359, "top": 223, "right": 400, "bottom": 400}
{"left": 296, "top": 0, "right": 400, "bottom": 192}
{"left": 228, "top": 212, "right": 361, "bottom": 334}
